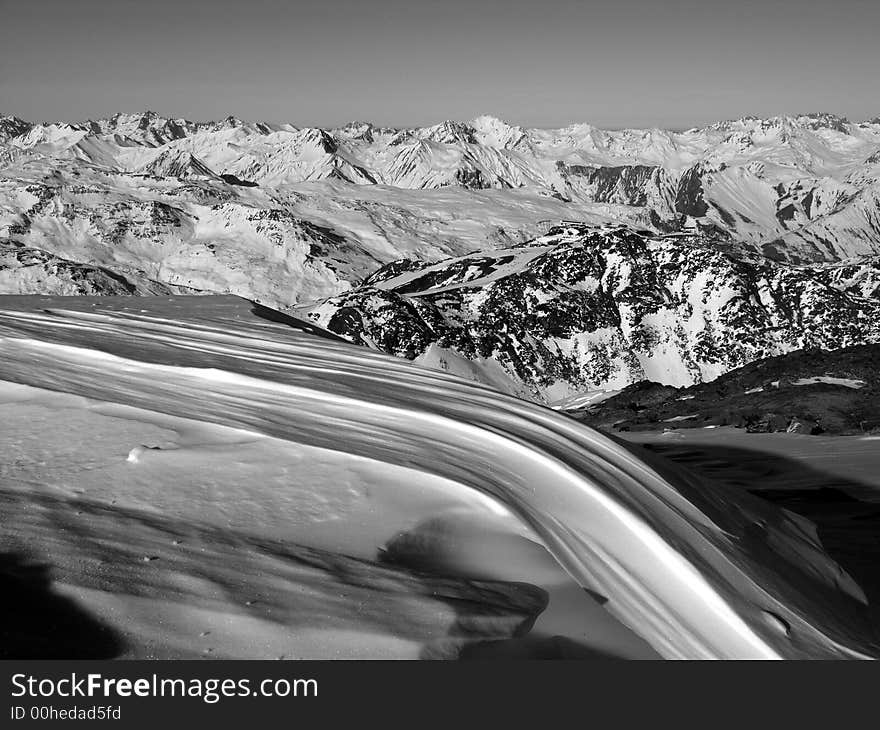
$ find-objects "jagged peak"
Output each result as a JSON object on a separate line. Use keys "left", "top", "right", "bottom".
{"left": 421, "top": 120, "right": 478, "bottom": 145}
{"left": 338, "top": 120, "right": 374, "bottom": 131}
{"left": 294, "top": 127, "right": 339, "bottom": 153}
{"left": 704, "top": 112, "right": 854, "bottom": 136}
{"left": 792, "top": 112, "right": 852, "bottom": 134}
{"left": 388, "top": 129, "right": 414, "bottom": 146}
{"left": 0, "top": 114, "right": 32, "bottom": 127}
{"left": 136, "top": 148, "right": 218, "bottom": 179}
{"left": 0, "top": 115, "right": 35, "bottom": 141}
{"left": 105, "top": 110, "right": 161, "bottom": 125}
{"left": 335, "top": 120, "right": 375, "bottom": 142}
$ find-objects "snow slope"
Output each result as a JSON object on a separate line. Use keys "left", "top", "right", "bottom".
{"left": 0, "top": 296, "right": 874, "bottom": 659}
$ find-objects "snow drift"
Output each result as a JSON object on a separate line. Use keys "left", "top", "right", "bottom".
{"left": 0, "top": 296, "right": 874, "bottom": 659}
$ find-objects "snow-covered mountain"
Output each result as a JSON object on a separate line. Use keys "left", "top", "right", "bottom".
{"left": 4, "top": 109, "right": 880, "bottom": 660}
{"left": 0, "top": 138, "right": 652, "bottom": 306}
{"left": 299, "top": 224, "right": 880, "bottom": 403}
{"left": 3, "top": 110, "right": 880, "bottom": 267}
{"left": 2, "top": 110, "right": 880, "bottom": 395}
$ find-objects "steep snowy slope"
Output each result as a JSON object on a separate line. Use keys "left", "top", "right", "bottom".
{"left": 0, "top": 296, "right": 874, "bottom": 659}
{"left": 134, "top": 148, "right": 220, "bottom": 180}
{"left": 300, "top": 224, "right": 880, "bottom": 402}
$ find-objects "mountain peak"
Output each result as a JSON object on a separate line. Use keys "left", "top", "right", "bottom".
{"left": 336, "top": 120, "right": 375, "bottom": 142}
{"left": 469, "top": 114, "right": 528, "bottom": 149}
{"left": 793, "top": 112, "right": 851, "bottom": 134}
{"left": 0, "top": 115, "right": 33, "bottom": 142}
{"left": 422, "top": 120, "right": 477, "bottom": 145}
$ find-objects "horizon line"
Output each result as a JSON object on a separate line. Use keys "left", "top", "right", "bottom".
{"left": 4, "top": 109, "right": 879, "bottom": 135}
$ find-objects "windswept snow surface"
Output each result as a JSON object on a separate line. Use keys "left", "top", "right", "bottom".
{"left": 0, "top": 296, "right": 875, "bottom": 659}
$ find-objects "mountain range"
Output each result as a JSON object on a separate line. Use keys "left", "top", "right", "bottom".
{"left": 300, "top": 223, "right": 880, "bottom": 402}
{"left": 2, "top": 110, "right": 880, "bottom": 401}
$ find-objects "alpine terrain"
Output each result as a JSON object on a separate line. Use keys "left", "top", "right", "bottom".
{"left": 2, "top": 110, "right": 880, "bottom": 661}
{"left": 2, "top": 111, "right": 880, "bottom": 401}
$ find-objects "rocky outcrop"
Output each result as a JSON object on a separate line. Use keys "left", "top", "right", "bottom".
{"left": 572, "top": 343, "right": 880, "bottom": 435}
{"left": 300, "top": 224, "right": 880, "bottom": 402}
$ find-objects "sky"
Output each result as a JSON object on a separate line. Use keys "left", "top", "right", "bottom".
{"left": 1, "top": 0, "right": 878, "bottom": 129}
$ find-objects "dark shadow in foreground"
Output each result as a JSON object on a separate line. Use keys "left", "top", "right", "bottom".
{"left": 381, "top": 521, "right": 639, "bottom": 660}
{"left": 0, "top": 553, "right": 123, "bottom": 659}
{"left": 635, "top": 441, "right": 880, "bottom": 630}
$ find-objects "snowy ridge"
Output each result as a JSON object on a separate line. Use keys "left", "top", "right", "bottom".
{"left": 3, "top": 111, "right": 880, "bottom": 405}
{"left": 0, "top": 298, "right": 874, "bottom": 659}
{"left": 301, "top": 224, "right": 880, "bottom": 402}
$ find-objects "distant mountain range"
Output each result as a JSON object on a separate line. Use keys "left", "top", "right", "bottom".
{"left": 2, "top": 111, "right": 880, "bottom": 402}
{"left": 4, "top": 110, "right": 880, "bottom": 262}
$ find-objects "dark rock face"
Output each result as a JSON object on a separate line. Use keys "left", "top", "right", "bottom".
{"left": 0, "top": 116, "right": 33, "bottom": 143}
{"left": 301, "top": 224, "right": 880, "bottom": 401}
{"left": 362, "top": 259, "right": 426, "bottom": 286}
{"left": 557, "top": 163, "right": 664, "bottom": 207}
{"left": 301, "top": 128, "right": 339, "bottom": 155}
{"left": 799, "top": 113, "right": 851, "bottom": 135}
{"left": 453, "top": 167, "right": 487, "bottom": 189}
{"left": 220, "top": 173, "right": 258, "bottom": 187}
{"left": 425, "top": 121, "right": 478, "bottom": 146}
{"left": 329, "top": 156, "right": 378, "bottom": 184}
{"left": 746, "top": 412, "right": 792, "bottom": 433}
{"left": 323, "top": 290, "right": 446, "bottom": 359}
{"left": 573, "top": 343, "right": 880, "bottom": 435}
{"left": 674, "top": 164, "right": 710, "bottom": 218}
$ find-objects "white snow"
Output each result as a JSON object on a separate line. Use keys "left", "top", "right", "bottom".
{"left": 0, "top": 295, "right": 873, "bottom": 659}
{"left": 551, "top": 389, "right": 621, "bottom": 411}
{"left": 790, "top": 376, "right": 866, "bottom": 389}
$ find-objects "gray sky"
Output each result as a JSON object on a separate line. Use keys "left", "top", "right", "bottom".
{"left": 2, "top": 0, "right": 878, "bottom": 129}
